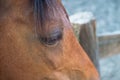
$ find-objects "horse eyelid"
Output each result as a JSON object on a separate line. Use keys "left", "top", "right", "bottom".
{"left": 39, "top": 31, "right": 63, "bottom": 45}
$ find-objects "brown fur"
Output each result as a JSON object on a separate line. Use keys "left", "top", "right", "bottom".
{"left": 0, "top": 0, "right": 100, "bottom": 80}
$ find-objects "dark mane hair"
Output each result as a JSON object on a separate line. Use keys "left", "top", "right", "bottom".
{"left": 34, "top": 0, "right": 69, "bottom": 35}
{"left": 34, "top": 0, "right": 58, "bottom": 28}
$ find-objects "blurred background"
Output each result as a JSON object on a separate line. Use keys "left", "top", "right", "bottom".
{"left": 62, "top": 0, "right": 120, "bottom": 80}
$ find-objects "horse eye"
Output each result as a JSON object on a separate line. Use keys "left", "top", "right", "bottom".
{"left": 39, "top": 31, "right": 63, "bottom": 46}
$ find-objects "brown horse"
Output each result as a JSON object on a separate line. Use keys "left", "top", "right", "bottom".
{"left": 0, "top": 0, "right": 100, "bottom": 80}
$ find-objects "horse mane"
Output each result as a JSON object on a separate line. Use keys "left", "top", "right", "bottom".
{"left": 34, "top": 0, "right": 69, "bottom": 36}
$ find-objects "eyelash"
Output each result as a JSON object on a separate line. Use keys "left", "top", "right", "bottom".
{"left": 39, "top": 32, "right": 63, "bottom": 46}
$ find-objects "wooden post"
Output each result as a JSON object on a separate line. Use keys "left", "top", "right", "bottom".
{"left": 70, "top": 12, "right": 100, "bottom": 73}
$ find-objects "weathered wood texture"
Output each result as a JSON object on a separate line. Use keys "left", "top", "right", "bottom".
{"left": 79, "top": 20, "right": 100, "bottom": 73}
{"left": 71, "top": 12, "right": 100, "bottom": 73}
{"left": 99, "top": 34, "right": 120, "bottom": 58}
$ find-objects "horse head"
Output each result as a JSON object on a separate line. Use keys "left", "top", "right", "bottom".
{"left": 0, "top": 0, "right": 100, "bottom": 80}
